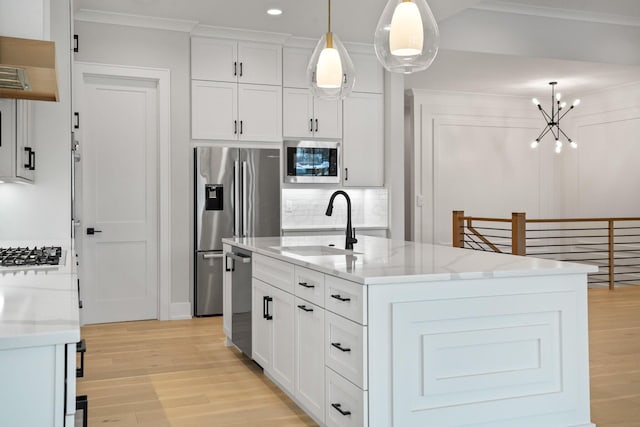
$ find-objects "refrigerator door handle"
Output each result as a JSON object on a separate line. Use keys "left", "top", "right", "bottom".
{"left": 234, "top": 160, "right": 240, "bottom": 237}
{"left": 203, "top": 253, "right": 224, "bottom": 259}
{"left": 242, "top": 161, "right": 248, "bottom": 237}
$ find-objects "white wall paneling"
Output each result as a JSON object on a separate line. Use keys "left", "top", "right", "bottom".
{"left": 406, "top": 90, "right": 555, "bottom": 244}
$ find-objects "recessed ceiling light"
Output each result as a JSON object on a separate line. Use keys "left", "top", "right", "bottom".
{"left": 267, "top": 8, "right": 283, "bottom": 16}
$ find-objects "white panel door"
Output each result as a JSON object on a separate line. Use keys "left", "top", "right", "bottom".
{"left": 77, "top": 71, "right": 159, "bottom": 324}
{"left": 191, "top": 37, "right": 237, "bottom": 82}
{"left": 283, "top": 88, "right": 314, "bottom": 138}
{"left": 343, "top": 92, "right": 384, "bottom": 187}
{"left": 191, "top": 80, "right": 238, "bottom": 140}
{"left": 314, "top": 97, "right": 342, "bottom": 139}
{"left": 238, "top": 42, "right": 282, "bottom": 86}
{"left": 238, "top": 84, "right": 282, "bottom": 142}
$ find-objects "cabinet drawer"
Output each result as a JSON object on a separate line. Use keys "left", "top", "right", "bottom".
{"left": 326, "top": 368, "right": 368, "bottom": 427}
{"left": 325, "top": 276, "right": 367, "bottom": 325}
{"left": 326, "top": 312, "right": 368, "bottom": 389}
{"left": 294, "top": 266, "right": 325, "bottom": 306}
{"left": 253, "top": 253, "right": 295, "bottom": 293}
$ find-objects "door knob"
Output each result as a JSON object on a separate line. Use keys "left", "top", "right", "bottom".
{"left": 86, "top": 227, "right": 102, "bottom": 235}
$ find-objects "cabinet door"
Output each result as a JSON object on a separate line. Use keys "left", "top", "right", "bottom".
{"left": 343, "top": 92, "right": 384, "bottom": 187}
{"left": 350, "top": 52, "right": 384, "bottom": 94}
{"left": 238, "top": 42, "right": 282, "bottom": 86}
{"left": 283, "top": 88, "right": 314, "bottom": 138}
{"left": 314, "top": 97, "right": 342, "bottom": 139}
{"left": 222, "top": 244, "right": 232, "bottom": 340}
{"left": 238, "top": 84, "right": 282, "bottom": 142}
{"left": 295, "top": 298, "right": 325, "bottom": 423}
{"left": 283, "top": 47, "right": 312, "bottom": 88}
{"left": 252, "top": 279, "right": 273, "bottom": 369}
{"left": 191, "top": 37, "right": 237, "bottom": 82}
{"left": 0, "top": 99, "right": 16, "bottom": 179}
{"left": 270, "top": 285, "right": 295, "bottom": 394}
{"left": 16, "top": 100, "right": 34, "bottom": 181}
{"left": 191, "top": 80, "right": 238, "bottom": 140}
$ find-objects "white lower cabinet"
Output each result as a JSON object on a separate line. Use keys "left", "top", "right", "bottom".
{"left": 294, "top": 297, "right": 325, "bottom": 423}
{"left": 326, "top": 367, "right": 368, "bottom": 427}
{"left": 325, "top": 312, "right": 368, "bottom": 390}
{"left": 251, "top": 277, "right": 295, "bottom": 394}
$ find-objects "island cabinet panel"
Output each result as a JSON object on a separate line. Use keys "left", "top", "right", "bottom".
{"left": 367, "top": 274, "right": 593, "bottom": 427}
{"left": 294, "top": 298, "right": 325, "bottom": 424}
{"left": 251, "top": 278, "right": 273, "bottom": 369}
{"left": 326, "top": 367, "right": 368, "bottom": 427}
{"left": 222, "top": 244, "right": 232, "bottom": 340}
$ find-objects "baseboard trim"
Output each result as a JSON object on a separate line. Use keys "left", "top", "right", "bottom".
{"left": 169, "top": 302, "right": 192, "bottom": 320}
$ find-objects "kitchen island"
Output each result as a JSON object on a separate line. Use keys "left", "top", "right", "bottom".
{"left": 223, "top": 235, "right": 596, "bottom": 427}
{"left": 0, "top": 243, "right": 81, "bottom": 427}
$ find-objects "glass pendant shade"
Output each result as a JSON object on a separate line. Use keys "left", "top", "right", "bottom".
{"left": 374, "top": 0, "right": 440, "bottom": 74}
{"left": 307, "top": 32, "right": 355, "bottom": 100}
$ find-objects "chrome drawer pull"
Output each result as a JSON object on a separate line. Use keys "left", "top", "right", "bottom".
{"left": 331, "top": 403, "right": 351, "bottom": 416}
{"left": 298, "top": 282, "right": 315, "bottom": 289}
{"left": 331, "top": 342, "right": 351, "bottom": 352}
{"left": 331, "top": 294, "right": 351, "bottom": 302}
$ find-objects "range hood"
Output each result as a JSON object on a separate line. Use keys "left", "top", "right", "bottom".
{"left": 0, "top": 36, "right": 58, "bottom": 102}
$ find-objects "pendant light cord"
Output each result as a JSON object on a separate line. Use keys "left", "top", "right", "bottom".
{"left": 328, "top": 0, "right": 331, "bottom": 34}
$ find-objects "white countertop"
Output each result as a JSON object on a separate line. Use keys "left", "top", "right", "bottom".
{"left": 0, "top": 241, "right": 80, "bottom": 350}
{"left": 223, "top": 235, "right": 597, "bottom": 285}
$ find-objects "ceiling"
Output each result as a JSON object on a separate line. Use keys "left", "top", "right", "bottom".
{"left": 74, "top": 0, "right": 640, "bottom": 96}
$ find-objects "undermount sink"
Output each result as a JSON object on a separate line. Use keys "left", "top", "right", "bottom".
{"left": 275, "top": 245, "right": 361, "bottom": 257}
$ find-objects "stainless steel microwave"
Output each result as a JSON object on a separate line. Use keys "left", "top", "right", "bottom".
{"left": 284, "top": 140, "right": 340, "bottom": 184}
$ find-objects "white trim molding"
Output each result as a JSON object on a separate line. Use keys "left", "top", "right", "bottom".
{"left": 75, "top": 9, "right": 198, "bottom": 33}
{"left": 473, "top": 1, "right": 640, "bottom": 27}
{"left": 74, "top": 62, "right": 173, "bottom": 321}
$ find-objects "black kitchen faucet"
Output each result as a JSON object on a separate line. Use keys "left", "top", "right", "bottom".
{"left": 325, "top": 190, "right": 358, "bottom": 250}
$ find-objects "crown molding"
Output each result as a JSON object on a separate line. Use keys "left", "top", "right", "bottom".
{"left": 74, "top": 9, "right": 198, "bottom": 32}
{"left": 473, "top": 1, "right": 640, "bottom": 27}
{"left": 191, "top": 24, "right": 290, "bottom": 44}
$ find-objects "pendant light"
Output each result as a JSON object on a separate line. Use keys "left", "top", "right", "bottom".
{"left": 307, "top": 0, "right": 355, "bottom": 100}
{"left": 374, "top": 0, "right": 440, "bottom": 74}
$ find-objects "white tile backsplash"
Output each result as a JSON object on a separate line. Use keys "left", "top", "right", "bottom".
{"left": 282, "top": 188, "right": 388, "bottom": 230}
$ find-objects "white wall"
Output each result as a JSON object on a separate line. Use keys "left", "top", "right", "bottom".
{"left": 561, "top": 82, "right": 640, "bottom": 218}
{"left": 407, "top": 90, "right": 559, "bottom": 244}
{"left": 73, "top": 21, "right": 191, "bottom": 306}
{"left": 0, "top": 0, "right": 71, "bottom": 243}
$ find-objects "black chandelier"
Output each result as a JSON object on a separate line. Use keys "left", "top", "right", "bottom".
{"left": 530, "top": 81, "right": 580, "bottom": 154}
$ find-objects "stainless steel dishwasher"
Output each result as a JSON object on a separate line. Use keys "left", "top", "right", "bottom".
{"left": 226, "top": 248, "right": 252, "bottom": 356}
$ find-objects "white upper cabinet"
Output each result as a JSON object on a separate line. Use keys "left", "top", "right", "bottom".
{"left": 283, "top": 88, "right": 341, "bottom": 139}
{"left": 283, "top": 47, "right": 312, "bottom": 89}
{"left": 343, "top": 92, "right": 384, "bottom": 187}
{"left": 350, "top": 51, "right": 384, "bottom": 94}
{"left": 191, "top": 37, "right": 282, "bottom": 86}
{"left": 191, "top": 80, "right": 237, "bottom": 140}
{"left": 238, "top": 84, "right": 282, "bottom": 142}
{"left": 0, "top": 99, "right": 35, "bottom": 183}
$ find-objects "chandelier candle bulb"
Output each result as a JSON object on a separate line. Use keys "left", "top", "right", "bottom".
{"left": 532, "top": 98, "right": 540, "bottom": 106}
{"left": 573, "top": 99, "right": 581, "bottom": 107}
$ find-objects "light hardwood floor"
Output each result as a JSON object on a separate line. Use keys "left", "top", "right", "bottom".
{"left": 78, "top": 288, "right": 640, "bottom": 427}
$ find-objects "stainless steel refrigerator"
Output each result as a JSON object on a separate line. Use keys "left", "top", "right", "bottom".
{"left": 194, "top": 147, "right": 280, "bottom": 316}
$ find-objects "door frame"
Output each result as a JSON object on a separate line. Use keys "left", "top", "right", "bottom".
{"left": 74, "top": 62, "right": 172, "bottom": 321}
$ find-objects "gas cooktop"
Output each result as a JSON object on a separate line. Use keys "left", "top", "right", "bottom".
{"left": 0, "top": 246, "right": 64, "bottom": 268}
